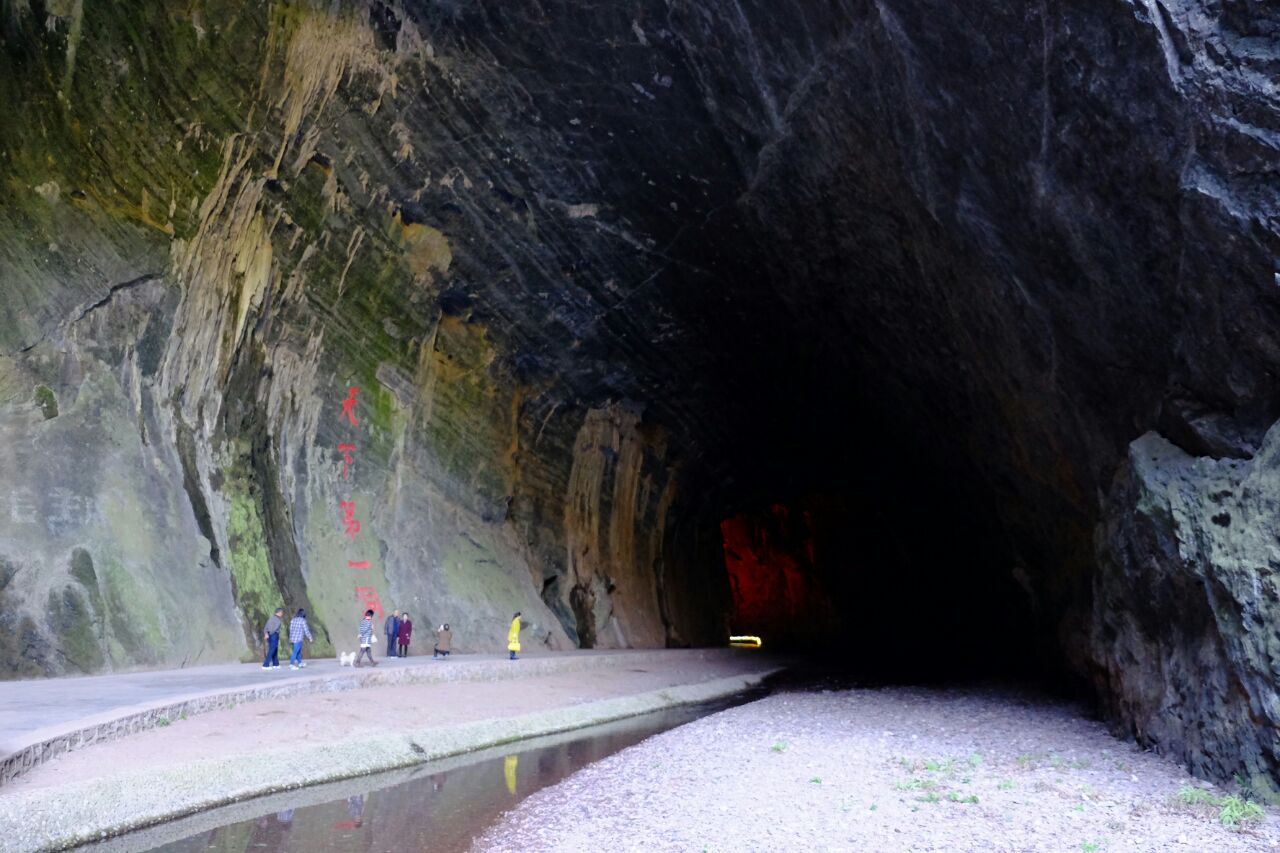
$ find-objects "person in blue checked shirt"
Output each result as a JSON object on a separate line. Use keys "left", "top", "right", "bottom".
{"left": 288, "top": 608, "right": 313, "bottom": 669}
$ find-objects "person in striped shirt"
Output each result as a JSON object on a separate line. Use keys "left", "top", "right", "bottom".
{"left": 288, "top": 609, "right": 313, "bottom": 669}
{"left": 356, "top": 609, "right": 378, "bottom": 667}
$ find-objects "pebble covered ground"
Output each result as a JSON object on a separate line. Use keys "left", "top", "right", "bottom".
{"left": 473, "top": 686, "right": 1280, "bottom": 852}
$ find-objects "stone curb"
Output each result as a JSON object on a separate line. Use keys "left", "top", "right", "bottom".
{"left": 0, "top": 666, "right": 780, "bottom": 853}
{"left": 0, "top": 649, "right": 737, "bottom": 789}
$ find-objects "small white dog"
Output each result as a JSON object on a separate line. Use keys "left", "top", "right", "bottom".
{"left": 338, "top": 651, "right": 356, "bottom": 667}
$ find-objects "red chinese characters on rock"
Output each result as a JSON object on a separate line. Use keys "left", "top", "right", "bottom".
{"left": 355, "top": 586, "right": 384, "bottom": 619}
{"left": 341, "top": 387, "right": 360, "bottom": 427}
{"left": 338, "top": 443, "right": 356, "bottom": 480}
{"left": 339, "top": 500, "right": 362, "bottom": 541}
{"left": 336, "top": 384, "right": 379, "bottom": 614}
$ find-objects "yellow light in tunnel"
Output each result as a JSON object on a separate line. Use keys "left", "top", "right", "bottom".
{"left": 729, "top": 635, "right": 762, "bottom": 648}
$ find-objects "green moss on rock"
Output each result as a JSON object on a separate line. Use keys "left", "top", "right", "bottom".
{"left": 46, "top": 585, "right": 104, "bottom": 673}
{"left": 33, "top": 384, "right": 58, "bottom": 419}
{"left": 100, "top": 558, "right": 164, "bottom": 665}
{"left": 225, "top": 469, "right": 282, "bottom": 640}
{"left": 69, "top": 547, "right": 103, "bottom": 615}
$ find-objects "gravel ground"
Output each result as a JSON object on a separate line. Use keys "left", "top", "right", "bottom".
{"left": 473, "top": 686, "right": 1280, "bottom": 852}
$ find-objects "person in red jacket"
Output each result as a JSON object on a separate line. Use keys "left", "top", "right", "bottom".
{"left": 397, "top": 613, "right": 413, "bottom": 657}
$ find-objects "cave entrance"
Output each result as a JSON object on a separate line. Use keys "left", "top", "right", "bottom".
{"left": 718, "top": 492, "right": 1043, "bottom": 683}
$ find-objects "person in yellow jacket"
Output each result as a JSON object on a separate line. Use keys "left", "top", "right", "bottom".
{"left": 507, "top": 611, "right": 522, "bottom": 660}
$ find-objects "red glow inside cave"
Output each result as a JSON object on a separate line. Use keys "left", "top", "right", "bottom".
{"left": 720, "top": 502, "right": 837, "bottom": 646}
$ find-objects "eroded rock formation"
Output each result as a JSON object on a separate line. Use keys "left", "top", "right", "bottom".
{"left": 0, "top": 0, "right": 1277, "bottom": 793}
{"left": 1095, "top": 428, "right": 1280, "bottom": 796}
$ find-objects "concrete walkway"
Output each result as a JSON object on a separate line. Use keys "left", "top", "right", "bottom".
{"left": 0, "top": 656, "right": 779, "bottom": 852}
{"left": 0, "top": 649, "right": 721, "bottom": 787}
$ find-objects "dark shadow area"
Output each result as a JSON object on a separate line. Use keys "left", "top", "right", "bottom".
{"left": 715, "top": 482, "right": 1046, "bottom": 688}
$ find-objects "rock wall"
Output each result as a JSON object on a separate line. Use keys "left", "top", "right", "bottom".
{"left": 0, "top": 0, "right": 732, "bottom": 675}
{"left": 0, "top": 0, "right": 1278, "bottom": 794}
{"left": 562, "top": 403, "right": 679, "bottom": 648}
{"left": 1094, "top": 429, "right": 1280, "bottom": 798}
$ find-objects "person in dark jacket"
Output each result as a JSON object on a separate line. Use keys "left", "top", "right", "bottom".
{"left": 397, "top": 613, "right": 413, "bottom": 657}
{"left": 434, "top": 623, "right": 452, "bottom": 658}
{"left": 262, "top": 607, "right": 284, "bottom": 669}
{"left": 384, "top": 609, "right": 401, "bottom": 658}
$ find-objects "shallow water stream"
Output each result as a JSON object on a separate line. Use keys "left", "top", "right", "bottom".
{"left": 77, "top": 692, "right": 762, "bottom": 853}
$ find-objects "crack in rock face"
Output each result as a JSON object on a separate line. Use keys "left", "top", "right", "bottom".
{"left": 0, "top": 0, "right": 1277, "bottom": 793}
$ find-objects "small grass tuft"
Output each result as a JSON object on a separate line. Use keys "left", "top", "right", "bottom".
{"left": 947, "top": 792, "right": 979, "bottom": 804}
{"left": 1218, "top": 794, "right": 1265, "bottom": 827}
{"left": 810, "top": 777, "right": 822, "bottom": 785}
{"left": 1081, "top": 842, "right": 1100, "bottom": 852}
{"left": 1176, "top": 786, "right": 1217, "bottom": 807}
{"left": 916, "top": 792, "right": 941, "bottom": 804}
{"left": 771, "top": 741, "right": 789, "bottom": 753}
{"left": 1174, "top": 786, "right": 1265, "bottom": 828}
{"left": 156, "top": 717, "right": 171, "bottom": 727}
{"left": 998, "top": 779, "right": 1015, "bottom": 791}
{"left": 1233, "top": 772, "right": 1257, "bottom": 801}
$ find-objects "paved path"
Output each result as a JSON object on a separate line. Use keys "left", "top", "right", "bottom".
{"left": 0, "top": 654, "right": 778, "bottom": 852}
{"left": 0, "top": 653, "right": 495, "bottom": 756}
{"left": 0, "top": 648, "right": 697, "bottom": 786}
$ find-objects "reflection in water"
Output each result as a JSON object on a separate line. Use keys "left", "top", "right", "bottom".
{"left": 245, "top": 811, "right": 293, "bottom": 850}
{"left": 503, "top": 755, "right": 518, "bottom": 796}
{"left": 133, "top": 697, "right": 752, "bottom": 853}
{"left": 334, "top": 795, "right": 364, "bottom": 830}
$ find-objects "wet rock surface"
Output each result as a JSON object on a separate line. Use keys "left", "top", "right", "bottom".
{"left": 0, "top": 0, "right": 1277, "bottom": 794}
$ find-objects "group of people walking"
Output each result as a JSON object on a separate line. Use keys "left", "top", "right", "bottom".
{"left": 261, "top": 608, "right": 314, "bottom": 670}
{"left": 260, "top": 606, "right": 523, "bottom": 669}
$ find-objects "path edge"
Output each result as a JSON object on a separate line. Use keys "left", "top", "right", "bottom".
{"left": 0, "top": 666, "right": 781, "bottom": 852}
{"left": 0, "top": 649, "right": 740, "bottom": 788}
